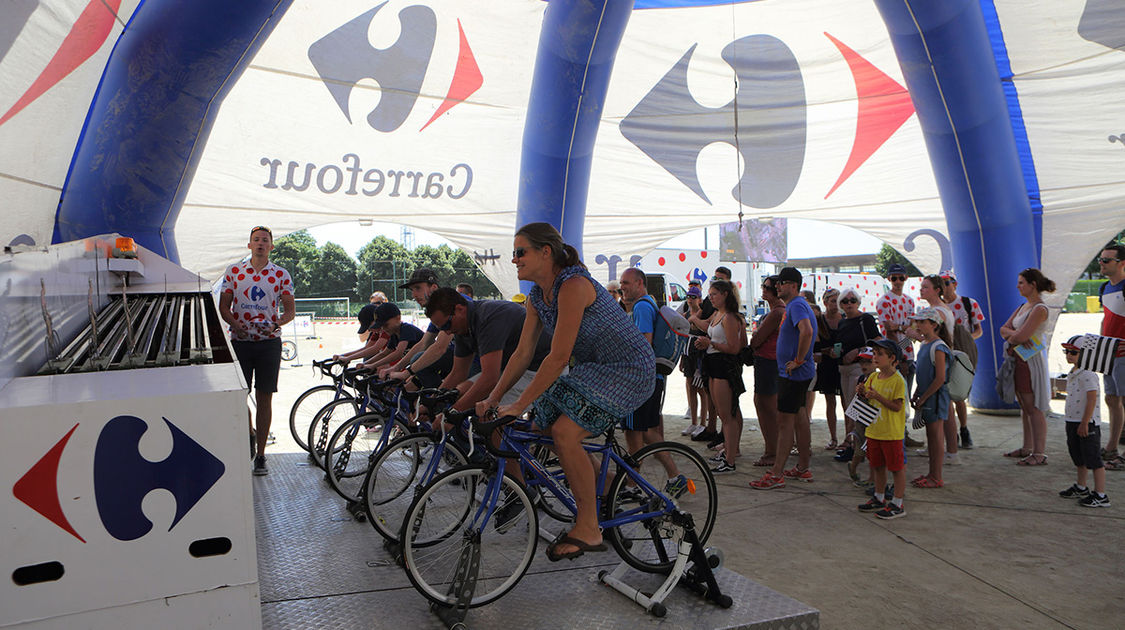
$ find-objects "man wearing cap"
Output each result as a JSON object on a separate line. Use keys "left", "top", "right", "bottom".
{"left": 361, "top": 303, "right": 425, "bottom": 371}
{"left": 1097, "top": 243, "right": 1125, "bottom": 468}
{"left": 219, "top": 226, "right": 295, "bottom": 476}
{"left": 875, "top": 262, "right": 924, "bottom": 448}
{"left": 423, "top": 287, "right": 551, "bottom": 412}
{"left": 380, "top": 268, "right": 456, "bottom": 387}
{"left": 941, "top": 271, "right": 983, "bottom": 449}
{"left": 751, "top": 266, "right": 816, "bottom": 489}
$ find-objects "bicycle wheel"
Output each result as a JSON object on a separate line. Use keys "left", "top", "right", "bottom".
{"left": 289, "top": 385, "right": 353, "bottom": 453}
{"left": 604, "top": 441, "right": 717, "bottom": 574}
{"left": 281, "top": 340, "right": 297, "bottom": 361}
{"left": 324, "top": 414, "right": 410, "bottom": 502}
{"left": 400, "top": 466, "right": 537, "bottom": 608}
{"left": 364, "top": 434, "right": 468, "bottom": 542}
{"left": 308, "top": 398, "right": 369, "bottom": 470}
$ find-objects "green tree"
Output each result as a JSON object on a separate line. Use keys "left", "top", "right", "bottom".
{"left": 1084, "top": 229, "right": 1125, "bottom": 277}
{"left": 271, "top": 230, "right": 317, "bottom": 297}
{"left": 409, "top": 244, "right": 457, "bottom": 283}
{"left": 449, "top": 248, "right": 500, "bottom": 297}
{"left": 875, "top": 243, "right": 921, "bottom": 277}
{"left": 356, "top": 236, "right": 411, "bottom": 303}
{"left": 308, "top": 242, "right": 358, "bottom": 299}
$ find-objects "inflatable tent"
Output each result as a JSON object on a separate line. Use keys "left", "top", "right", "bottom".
{"left": 2, "top": 0, "right": 1124, "bottom": 409}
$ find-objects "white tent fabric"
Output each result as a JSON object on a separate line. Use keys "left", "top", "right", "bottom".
{"left": 0, "top": 0, "right": 142, "bottom": 248}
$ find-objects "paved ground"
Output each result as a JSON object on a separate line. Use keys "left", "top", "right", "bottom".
{"left": 257, "top": 313, "right": 1124, "bottom": 630}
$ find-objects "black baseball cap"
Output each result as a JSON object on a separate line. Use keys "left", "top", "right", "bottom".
{"left": 887, "top": 263, "right": 907, "bottom": 276}
{"left": 778, "top": 267, "right": 802, "bottom": 284}
{"left": 399, "top": 268, "right": 439, "bottom": 289}
{"left": 356, "top": 303, "right": 378, "bottom": 334}
{"left": 372, "top": 302, "right": 401, "bottom": 329}
{"left": 870, "top": 338, "right": 902, "bottom": 363}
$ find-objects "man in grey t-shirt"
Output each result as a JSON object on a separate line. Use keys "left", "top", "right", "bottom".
{"left": 424, "top": 287, "right": 551, "bottom": 411}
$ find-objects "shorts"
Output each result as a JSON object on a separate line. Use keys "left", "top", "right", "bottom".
{"left": 1066, "top": 422, "right": 1104, "bottom": 470}
{"left": 622, "top": 374, "right": 666, "bottom": 431}
{"left": 777, "top": 377, "right": 812, "bottom": 414}
{"left": 866, "top": 438, "right": 905, "bottom": 472}
{"left": 917, "top": 395, "right": 947, "bottom": 424}
{"left": 753, "top": 359, "right": 778, "bottom": 395}
{"left": 1104, "top": 355, "right": 1125, "bottom": 397}
{"left": 231, "top": 338, "right": 282, "bottom": 393}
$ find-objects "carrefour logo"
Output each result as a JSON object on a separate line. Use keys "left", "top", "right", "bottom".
{"left": 13, "top": 416, "right": 225, "bottom": 542}
{"left": 308, "top": 1, "right": 483, "bottom": 132}
{"left": 245, "top": 285, "right": 266, "bottom": 302}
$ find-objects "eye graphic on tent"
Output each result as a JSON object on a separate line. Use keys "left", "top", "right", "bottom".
{"left": 620, "top": 32, "right": 914, "bottom": 207}
{"left": 307, "top": 1, "right": 483, "bottom": 134}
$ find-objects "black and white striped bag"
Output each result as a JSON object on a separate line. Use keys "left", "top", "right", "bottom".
{"left": 845, "top": 396, "right": 880, "bottom": 427}
{"left": 1077, "top": 334, "right": 1121, "bottom": 375}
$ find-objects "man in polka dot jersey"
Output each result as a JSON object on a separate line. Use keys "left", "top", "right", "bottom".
{"left": 219, "top": 226, "right": 295, "bottom": 476}
{"left": 875, "top": 263, "right": 924, "bottom": 448}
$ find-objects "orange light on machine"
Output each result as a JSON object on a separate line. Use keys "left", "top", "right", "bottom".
{"left": 112, "top": 237, "right": 138, "bottom": 259}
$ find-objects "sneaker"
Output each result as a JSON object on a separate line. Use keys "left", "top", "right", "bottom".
{"left": 749, "top": 473, "right": 785, "bottom": 490}
{"left": 681, "top": 411, "right": 692, "bottom": 420}
{"left": 1059, "top": 484, "right": 1090, "bottom": 499}
{"left": 681, "top": 425, "right": 693, "bottom": 436}
{"left": 875, "top": 503, "right": 906, "bottom": 519}
{"left": 944, "top": 453, "right": 960, "bottom": 466}
{"left": 1079, "top": 493, "right": 1111, "bottom": 508}
{"left": 664, "top": 474, "right": 690, "bottom": 498}
{"left": 782, "top": 466, "right": 814, "bottom": 482}
{"left": 852, "top": 476, "right": 875, "bottom": 489}
{"left": 617, "top": 487, "right": 646, "bottom": 504}
{"left": 708, "top": 452, "right": 727, "bottom": 463}
{"left": 692, "top": 429, "right": 718, "bottom": 442}
{"left": 904, "top": 433, "right": 924, "bottom": 448}
{"left": 858, "top": 496, "right": 885, "bottom": 512}
{"left": 959, "top": 427, "right": 973, "bottom": 449}
{"left": 915, "top": 448, "right": 930, "bottom": 457}
{"left": 710, "top": 461, "right": 737, "bottom": 474}
{"left": 266, "top": 431, "right": 276, "bottom": 445}
{"left": 252, "top": 455, "right": 268, "bottom": 476}
{"left": 690, "top": 425, "right": 706, "bottom": 437}
{"left": 833, "top": 446, "right": 854, "bottom": 462}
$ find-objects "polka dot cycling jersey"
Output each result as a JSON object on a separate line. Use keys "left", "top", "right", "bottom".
{"left": 220, "top": 261, "right": 293, "bottom": 341}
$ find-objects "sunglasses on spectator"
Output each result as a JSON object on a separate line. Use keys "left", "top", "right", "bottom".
{"left": 513, "top": 247, "right": 528, "bottom": 258}
{"left": 1098, "top": 257, "right": 1121, "bottom": 264}
{"left": 250, "top": 225, "right": 272, "bottom": 237}
{"left": 1064, "top": 349, "right": 1080, "bottom": 356}
{"left": 889, "top": 275, "right": 906, "bottom": 281}
{"left": 840, "top": 298, "right": 859, "bottom": 304}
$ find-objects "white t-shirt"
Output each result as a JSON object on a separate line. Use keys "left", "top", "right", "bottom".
{"left": 220, "top": 260, "right": 293, "bottom": 341}
{"left": 1064, "top": 369, "right": 1101, "bottom": 425}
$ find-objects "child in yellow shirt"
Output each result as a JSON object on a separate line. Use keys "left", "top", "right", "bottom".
{"left": 856, "top": 339, "right": 908, "bottom": 519}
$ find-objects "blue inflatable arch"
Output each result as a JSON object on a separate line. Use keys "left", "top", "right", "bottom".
{"left": 53, "top": 0, "right": 1044, "bottom": 410}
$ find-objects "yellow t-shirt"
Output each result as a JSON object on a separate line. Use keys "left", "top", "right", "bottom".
{"left": 863, "top": 370, "right": 907, "bottom": 441}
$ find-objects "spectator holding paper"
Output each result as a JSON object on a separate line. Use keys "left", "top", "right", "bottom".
{"left": 998, "top": 268, "right": 1055, "bottom": 466}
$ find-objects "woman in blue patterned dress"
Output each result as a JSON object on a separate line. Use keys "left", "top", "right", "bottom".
{"left": 478, "top": 222, "right": 655, "bottom": 561}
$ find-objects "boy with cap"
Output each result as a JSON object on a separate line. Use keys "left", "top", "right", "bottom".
{"left": 362, "top": 303, "right": 425, "bottom": 372}
{"left": 856, "top": 339, "right": 908, "bottom": 518}
{"left": 1059, "top": 335, "right": 1110, "bottom": 507}
{"left": 845, "top": 346, "right": 877, "bottom": 486}
{"left": 333, "top": 303, "right": 388, "bottom": 363}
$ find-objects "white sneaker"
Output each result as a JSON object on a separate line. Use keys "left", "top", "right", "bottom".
{"left": 681, "top": 411, "right": 691, "bottom": 420}
{"left": 915, "top": 448, "right": 929, "bottom": 457}
{"left": 681, "top": 425, "right": 693, "bottom": 436}
{"left": 690, "top": 425, "right": 705, "bottom": 437}
{"left": 944, "top": 453, "right": 960, "bottom": 465}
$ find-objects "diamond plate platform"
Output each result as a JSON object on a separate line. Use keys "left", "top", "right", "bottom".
{"left": 256, "top": 452, "right": 818, "bottom": 629}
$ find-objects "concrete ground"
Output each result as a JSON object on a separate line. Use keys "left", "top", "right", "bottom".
{"left": 259, "top": 313, "right": 1124, "bottom": 630}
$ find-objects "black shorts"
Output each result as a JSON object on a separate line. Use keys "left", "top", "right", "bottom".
{"left": 232, "top": 338, "right": 282, "bottom": 393}
{"left": 754, "top": 359, "right": 778, "bottom": 395}
{"left": 777, "top": 376, "right": 812, "bottom": 414}
{"left": 1066, "top": 423, "right": 1104, "bottom": 470}
{"left": 623, "top": 375, "right": 665, "bottom": 431}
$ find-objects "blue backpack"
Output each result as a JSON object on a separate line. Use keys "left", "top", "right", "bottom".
{"left": 641, "top": 295, "right": 692, "bottom": 375}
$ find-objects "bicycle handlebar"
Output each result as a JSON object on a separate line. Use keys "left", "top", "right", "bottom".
{"left": 470, "top": 411, "right": 522, "bottom": 459}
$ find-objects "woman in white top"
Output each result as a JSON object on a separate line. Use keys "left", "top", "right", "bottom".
{"left": 690, "top": 279, "right": 747, "bottom": 473}
{"left": 999, "top": 268, "right": 1055, "bottom": 466}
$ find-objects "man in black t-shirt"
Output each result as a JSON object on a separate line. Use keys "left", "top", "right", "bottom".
{"left": 424, "top": 288, "right": 552, "bottom": 412}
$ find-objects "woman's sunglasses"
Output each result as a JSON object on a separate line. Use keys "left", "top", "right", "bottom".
{"left": 840, "top": 298, "right": 859, "bottom": 304}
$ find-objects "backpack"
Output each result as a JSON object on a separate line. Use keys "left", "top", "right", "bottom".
{"left": 641, "top": 295, "right": 691, "bottom": 375}
{"left": 930, "top": 340, "right": 975, "bottom": 402}
{"left": 950, "top": 296, "right": 979, "bottom": 367}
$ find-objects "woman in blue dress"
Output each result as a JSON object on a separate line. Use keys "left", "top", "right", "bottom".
{"left": 479, "top": 222, "right": 655, "bottom": 561}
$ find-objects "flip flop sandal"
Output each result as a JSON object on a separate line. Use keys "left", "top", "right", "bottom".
{"left": 911, "top": 476, "right": 944, "bottom": 488}
{"left": 1017, "top": 454, "right": 1048, "bottom": 466}
{"left": 546, "top": 533, "right": 607, "bottom": 562}
{"left": 752, "top": 458, "right": 774, "bottom": 467}
{"left": 1003, "top": 448, "right": 1031, "bottom": 458}
{"left": 824, "top": 440, "right": 838, "bottom": 451}
{"left": 1105, "top": 457, "right": 1125, "bottom": 471}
